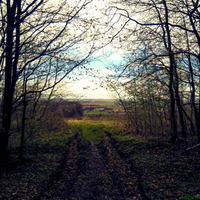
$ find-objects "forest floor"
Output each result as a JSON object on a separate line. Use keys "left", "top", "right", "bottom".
{"left": 38, "top": 131, "right": 145, "bottom": 200}
{"left": 0, "top": 127, "right": 145, "bottom": 200}
{"left": 1, "top": 109, "right": 200, "bottom": 199}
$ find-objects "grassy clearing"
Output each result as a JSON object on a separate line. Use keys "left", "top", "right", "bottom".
{"left": 68, "top": 117, "right": 122, "bottom": 130}
{"left": 81, "top": 99, "right": 122, "bottom": 115}
{"left": 81, "top": 99, "right": 117, "bottom": 106}
{"left": 83, "top": 108, "right": 112, "bottom": 114}
{"left": 69, "top": 120, "right": 120, "bottom": 145}
{"left": 83, "top": 113, "right": 126, "bottom": 129}
{"left": 86, "top": 108, "right": 102, "bottom": 114}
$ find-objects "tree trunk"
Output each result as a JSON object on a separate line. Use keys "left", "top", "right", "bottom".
{"left": 19, "top": 71, "right": 27, "bottom": 160}
{"left": 174, "top": 62, "right": 188, "bottom": 148}
{"left": 0, "top": 4, "right": 13, "bottom": 173}
{"left": 163, "top": 0, "right": 178, "bottom": 143}
{"left": 0, "top": 0, "right": 20, "bottom": 173}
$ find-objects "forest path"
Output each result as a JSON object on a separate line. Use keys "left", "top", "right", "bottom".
{"left": 38, "top": 131, "right": 146, "bottom": 200}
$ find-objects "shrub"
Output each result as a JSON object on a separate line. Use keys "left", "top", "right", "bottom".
{"left": 62, "top": 101, "right": 83, "bottom": 119}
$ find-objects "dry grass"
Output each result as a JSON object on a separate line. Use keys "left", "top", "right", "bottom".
{"left": 65, "top": 113, "right": 127, "bottom": 130}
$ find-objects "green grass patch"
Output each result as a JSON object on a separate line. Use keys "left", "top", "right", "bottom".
{"left": 79, "top": 113, "right": 126, "bottom": 130}
{"left": 101, "top": 111, "right": 109, "bottom": 114}
{"left": 21, "top": 162, "right": 59, "bottom": 183}
{"left": 69, "top": 121, "right": 121, "bottom": 146}
{"left": 9, "top": 131, "right": 71, "bottom": 158}
{"left": 83, "top": 109, "right": 90, "bottom": 113}
{"left": 86, "top": 108, "right": 102, "bottom": 114}
{"left": 70, "top": 123, "right": 103, "bottom": 144}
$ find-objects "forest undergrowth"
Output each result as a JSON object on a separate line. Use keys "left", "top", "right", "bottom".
{"left": 0, "top": 112, "right": 200, "bottom": 199}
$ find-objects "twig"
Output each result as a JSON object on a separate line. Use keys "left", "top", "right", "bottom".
{"left": 177, "top": 143, "right": 200, "bottom": 156}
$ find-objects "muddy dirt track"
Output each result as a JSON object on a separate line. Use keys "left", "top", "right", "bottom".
{"left": 33, "top": 132, "right": 149, "bottom": 200}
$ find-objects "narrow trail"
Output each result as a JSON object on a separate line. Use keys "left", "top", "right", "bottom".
{"left": 67, "top": 140, "right": 113, "bottom": 200}
{"left": 38, "top": 131, "right": 146, "bottom": 200}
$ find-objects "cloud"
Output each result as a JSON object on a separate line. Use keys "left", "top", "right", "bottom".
{"left": 107, "top": 52, "right": 124, "bottom": 60}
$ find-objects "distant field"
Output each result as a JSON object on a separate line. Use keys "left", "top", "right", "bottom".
{"left": 80, "top": 99, "right": 124, "bottom": 114}
{"left": 80, "top": 99, "right": 117, "bottom": 106}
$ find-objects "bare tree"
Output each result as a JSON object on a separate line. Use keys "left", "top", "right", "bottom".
{"left": 0, "top": 0, "right": 96, "bottom": 172}
{"left": 104, "top": 0, "right": 200, "bottom": 146}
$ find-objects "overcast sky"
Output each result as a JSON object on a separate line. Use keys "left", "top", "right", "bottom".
{"left": 54, "top": 0, "right": 130, "bottom": 99}
{"left": 66, "top": 50, "right": 127, "bottom": 99}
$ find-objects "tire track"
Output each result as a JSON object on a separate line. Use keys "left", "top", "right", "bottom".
{"left": 65, "top": 131, "right": 145, "bottom": 199}
{"left": 101, "top": 131, "right": 144, "bottom": 200}
{"left": 36, "top": 130, "right": 147, "bottom": 199}
{"left": 65, "top": 140, "right": 116, "bottom": 200}
{"left": 39, "top": 132, "right": 81, "bottom": 200}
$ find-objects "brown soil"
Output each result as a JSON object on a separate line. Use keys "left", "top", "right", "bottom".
{"left": 31, "top": 132, "right": 146, "bottom": 200}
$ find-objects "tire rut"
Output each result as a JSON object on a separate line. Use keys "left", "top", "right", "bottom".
{"left": 65, "top": 140, "right": 115, "bottom": 200}
{"left": 102, "top": 132, "right": 151, "bottom": 200}
{"left": 101, "top": 131, "right": 144, "bottom": 200}
{"left": 39, "top": 132, "right": 81, "bottom": 200}
{"left": 65, "top": 132, "right": 144, "bottom": 199}
{"left": 37, "top": 131, "right": 147, "bottom": 199}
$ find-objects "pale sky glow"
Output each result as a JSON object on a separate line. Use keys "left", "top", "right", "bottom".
{"left": 61, "top": 0, "right": 131, "bottom": 100}
{"left": 65, "top": 50, "right": 127, "bottom": 99}
{"left": 67, "top": 64, "right": 116, "bottom": 99}
{"left": 68, "top": 79, "right": 116, "bottom": 99}
{"left": 69, "top": 79, "right": 114, "bottom": 99}
{"left": 84, "top": 87, "right": 114, "bottom": 99}
{"left": 45, "top": 0, "right": 131, "bottom": 99}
